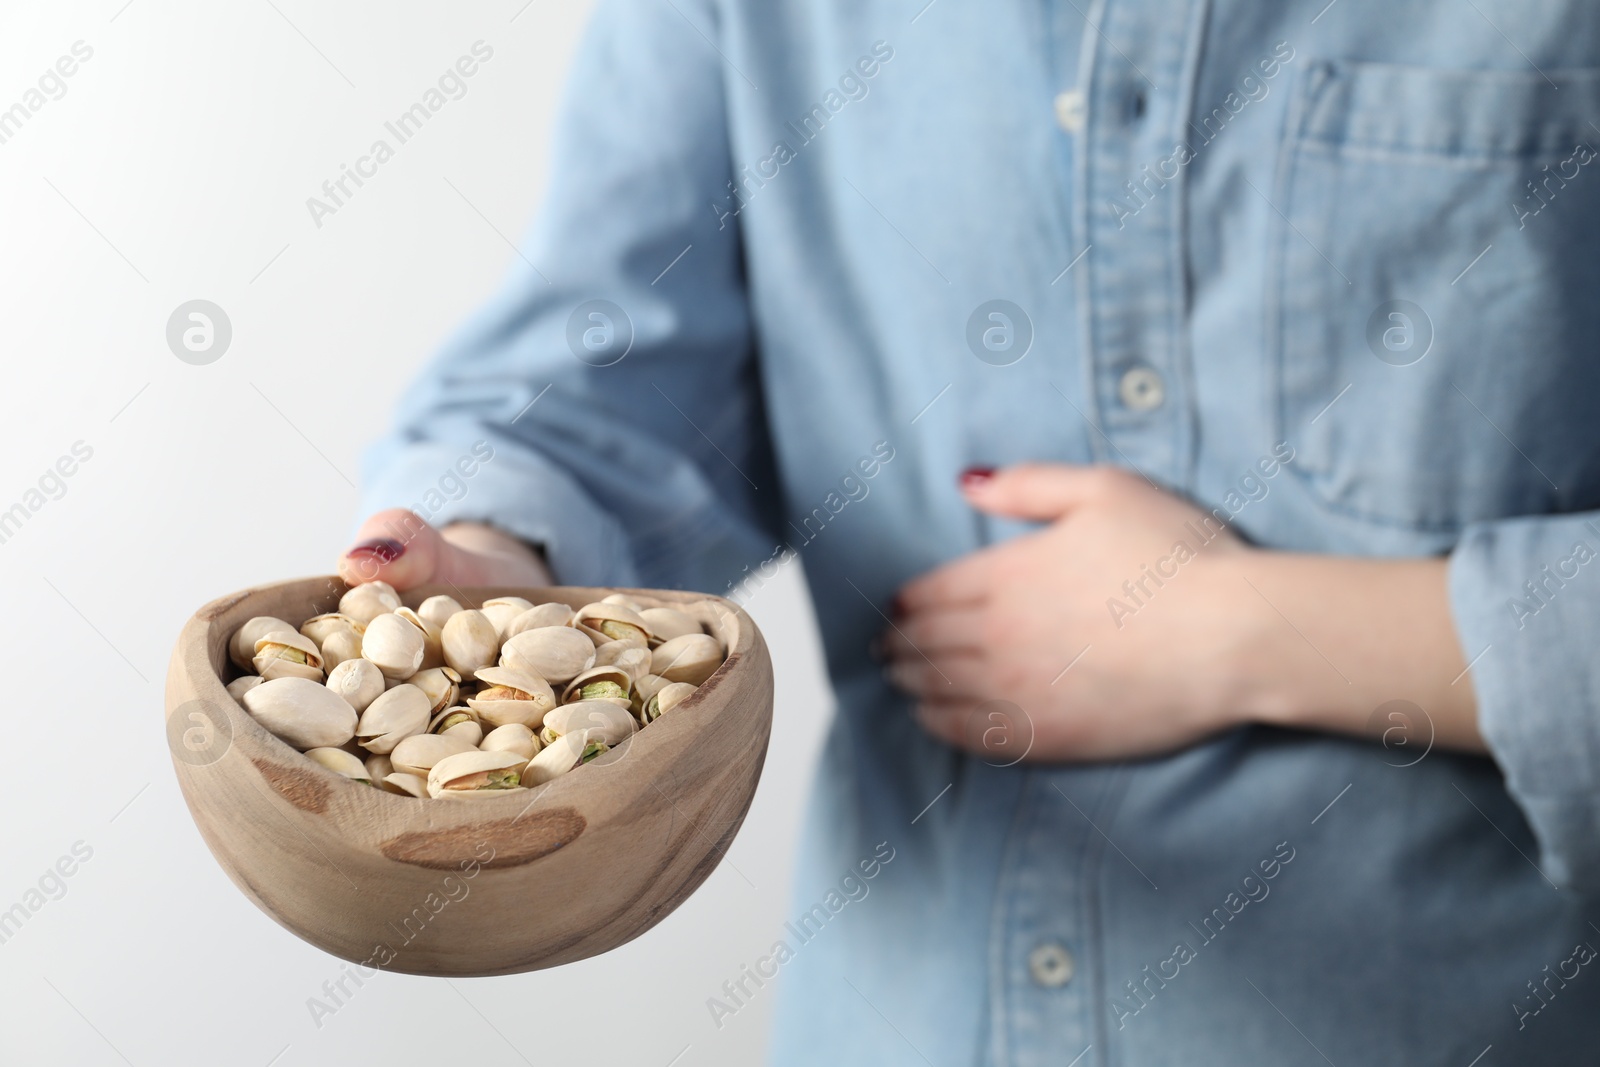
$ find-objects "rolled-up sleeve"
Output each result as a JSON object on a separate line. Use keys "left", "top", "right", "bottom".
{"left": 360, "top": 0, "right": 778, "bottom": 591}
{"left": 1448, "top": 512, "right": 1600, "bottom": 889}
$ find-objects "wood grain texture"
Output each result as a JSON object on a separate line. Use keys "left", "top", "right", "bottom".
{"left": 164, "top": 577, "right": 774, "bottom": 976}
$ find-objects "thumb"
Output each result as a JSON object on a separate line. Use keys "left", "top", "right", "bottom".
{"left": 958, "top": 463, "right": 1119, "bottom": 522}
{"left": 336, "top": 509, "right": 458, "bottom": 591}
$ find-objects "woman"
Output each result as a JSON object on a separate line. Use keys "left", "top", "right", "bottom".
{"left": 343, "top": 0, "right": 1600, "bottom": 1061}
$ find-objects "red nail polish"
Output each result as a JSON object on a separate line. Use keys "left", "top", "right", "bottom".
{"left": 345, "top": 538, "right": 405, "bottom": 565}
{"left": 959, "top": 466, "right": 996, "bottom": 488}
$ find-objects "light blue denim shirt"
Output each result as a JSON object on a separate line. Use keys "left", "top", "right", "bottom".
{"left": 362, "top": 1, "right": 1600, "bottom": 1062}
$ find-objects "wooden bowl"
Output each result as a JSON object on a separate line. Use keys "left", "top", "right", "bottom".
{"left": 163, "top": 577, "right": 773, "bottom": 976}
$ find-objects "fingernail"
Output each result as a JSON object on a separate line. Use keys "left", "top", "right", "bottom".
{"left": 959, "top": 466, "right": 996, "bottom": 488}
{"left": 345, "top": 537, "right": 405, "bottom": 565}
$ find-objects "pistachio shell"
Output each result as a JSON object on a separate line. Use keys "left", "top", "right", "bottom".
{"left": 253, "top": 630, "right": 325, "bottom": 682}
{"left": 395, "top": 607, "right": 445, "bottom": 671}
{"left": 641, "top": 681, "right": 697, "bottom": 724}
{"left": 242, "top": 677, "right": 357, "bottom": 750}
{"left": 480, "top": 723, "right": 539, "bottom": 761}
{"left": 339, "top": 581, "right": 402, "bottom": 625}
{"left": 573, "top": 603, "right": 652, "bottom": 648}
{"left": 319, "top": 628, "right": 363, "bottom": 670}
{"left": 299, "top": 612, "right": 364, "bottom": 646}
{"left": 361, "top": 612, "right": 426, "bottom": 681}
{"left": 600, "top": 592, "right": 646, "bottom": 612}
{"left": 428, "top": 704, "right": 484, "bottom": 744}
{"left": 521, "top": 729, "right": 607, "bottom": 786}
{"left": 540, "top": 701, "right": 635, "bottom": 746}
{"left": 417, "top": 594, "right": 464, "bottom": 630}
{"left": 481, "top": 597, "right": 535, "bottom": 639}
{"left": 390, "top": 731, "right": 478, "bottom": 777}
{"left": 466, "top": 666, "right": 556, "bottom": 728}
{"left": 651, "top": 633, "right": 724, "bottom": 686}
{"left": 325, "top": 658, "right": 386, "bottom": 713}
{"left": 592, "top": 641, "right": 651, "bottom": 682}
{"left": 406, "top": 666, "right": 462, "bottom": 713}
{"left": 364, "top": 753, "right": 394, "bottom": 781}
{"left": 230, "top": 616, "right": 293, "bottom": 671}
{"left": 441, "top": 609, "right": 500, "bottom": 681}
{"left": 503, "top": 602, "right": 575, "bottom": 637}
{"left": 500, "top": 627, "right": 596, "bottom": 686}
{"left": 225, "top": 675, "right": 264, "bottom": 702}
{"left": 428, "top": 749, "right": 528, "bottom": 797}
{"left": 560, "top": 664, "right": 634, "bottom": 707}
{"left": 632, "top": 673, "right": 669, "bottom": 707}
{"left": 382, "top": 772, "right": 429, "bottom": 798}
{"left": 304, "top": 747, "right": 371, "bottom": 782}
{"left": 638, "top": 607, "right": 702, "bottom": 646}
{"left": 355, "top": 683, "right": 432, "bottom": 753}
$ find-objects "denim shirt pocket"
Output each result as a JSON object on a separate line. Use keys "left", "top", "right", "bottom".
{"left": 1267, "top": 59, "right": 1600, "bottom": 533}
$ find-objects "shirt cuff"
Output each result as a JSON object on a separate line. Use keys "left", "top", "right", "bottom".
{"left": 1448, "top": 512, "right": 1600, "bottom": 890}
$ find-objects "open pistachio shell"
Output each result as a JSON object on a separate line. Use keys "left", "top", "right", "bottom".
{"left": 641, "top": 681, "right": 697, "bottom": 725}
{"left": 638, "top": 607, "right": 702, "bottom": 646}
{"left": 225, "top": 675, "right": 264, "bottom": 702}
{"left": 390, "top": 731, "right": 479, "bottom": 777}
{"left": 481, "top": 597, "right": 535, "bottom": 639}
{"left": 539, "top": 701, "right": 635, "bottom": 747}
{"left": 406, "top": 666, "right": 462, "bottom": 714}
{"left": 573, "top": 603, "right": 652, "bottom": 649}
{"left": 355, "top": 683, "right": 432, "bottom": 754}
{"left": 304, "top": 747, "right": 371, "bottom": 782}
{"left": 325, "top": 657, "right": 386, "bottom": 714}
{"left": 299, "top": 612, "right": 364, "bottom": 647}
{"left": 466, "top": 665, "right": 556, "bottom": 728}
{"left": 230, "top": 616, "right": 293, "bottom": 671}
{"left": 339, "top": 581, "right": 401, "bottom": 625}
{"left": 521, "top": 729, "right": 607, "bottom": 787}
{"left": 395, "top": 607, "right": 445, "bottom": 671}
{"left": 651, "top": 633, "right": 724, "bottom": 686}
{"left": 480, "top": 723, "right": 539, "bottom": 761}
{"left": 362, "top": 612, "right": 426, "bottom": 681}
{"left": 253, "top": 630, "right": 325, "bottom": 682}
{"left": 428, "top": 749, "right": 528, "bottom": 797}
{"left": 441, "top": 609, "right": 500, "bottom": 681}
{"left": 500, "top": 626, "right": 596, "bottom": 686}
{"left": 428, "top": 704, "right": 485, "bottom": 746}
{"left": 592, "top": 641, "right": 651, "bottom": 682}
{"left": 417, "top": 594, "right": 464, "bottom": 631}
{"left": 560, "top": 664, "right": 633, "bottom": 708}
{"left": 242, "top": 676, "right": 357, "bottom": 750}
{"left": 600, "top": 592, "right": 646, "bottom": 612}
{"left": 503, "top": 602, "right": 574, "bottom": 637}
{"left": 382, "top": 771, "right": 429, "bottom": 798}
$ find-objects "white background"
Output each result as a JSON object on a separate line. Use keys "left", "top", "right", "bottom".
{"left": 0, "top": 3, "right": 833, "bottom": 1064}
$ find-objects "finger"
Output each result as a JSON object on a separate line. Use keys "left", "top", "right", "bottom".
{"left": 896, "top": 558, "right": 992, "bottom": 614}
{"left": 338, "top": 509, "right": 460, "bottom": 591}
{"left": 912, "top": 699, "right": 988, "bottom": 751}
{"left": 882, "top": 605, "right": 986, "bottom": 656}
{"left": 960, "top": 463, "right": 1130, "bottom": 522}
{"left": 884, "top": 651, "right": 988, "bottom": 700}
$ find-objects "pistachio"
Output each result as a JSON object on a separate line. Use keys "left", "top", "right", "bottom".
{"left": 390, "top": 731, "right": 478, "bottom": 777}
{"left": 500, "top": 626, "right": 596, "bottom": 686}
{"left": 364, "top": 753, "right": 394, "bottom": 781}
{"left": 592, "top": 640, "right": 650, "bottom": 682}
{"left": 230, "top": 616, "right": 294, "bottom": 672}
{"left": 355, "top": 683, "right": 432, "bottom": 754}
{"left": 638, "top": 606, "right": 702, "bottom": 646}
{"left": 521, "top": 729, "right": 606, "bottom": 786}
{"left": 325, "top": 657, "right": 386, "bottom": 714}
{"left": 252, "top": 630, "right": 326, "bottom": 682}
{"left": 561, "top": 665, "right": 634, "bottom": 708}
{"left": 242, "top": 677, "right": 357, "bottom": 750}
{"left": 480, "top": 723, "right": 540, "bottom": 761}
{"left": 299, "top": 612, "right": 364, "bottom": 647}
{"left": 441, "top": 609, "right": 500, "bottom": 681}
{"left": 428, "top": 749, "right": 527, "bottom": 797}
{"left": 503, "top": 601, "right": 574, "bottom": 637}
{"left": 395, "top": 607, "right": 445, "bottom": 671}
{"left": 382, "top": 772, "right": 429, "bottom": 798}
{"left": 481, "top": 596, "right": 535, "bottom": 639}
{"left": 304, "top": 746, "right": 372, "bottom": 783}
{"left": 640, "top": 681, "right": 697, "bottom": 725}
{"left": 225, "top": 675, "right": 264, "bottom": 702}
{"left": 539, "top": 701, "right": 635, "bottom": 747}
{"left": 600, "top": 592, "right": 646, "bottom": 613}
{"left": 651, "top": 633, "right": 724, "bottom": 686}
{"left": 429, "top": 705, "right": 485, "bottom": 746}
{"left": 407, "top": 666, "right": 462, "bottom": 714}
{"left": 573, "top": 603, "right": 652, "bottom": 649}
{"left": 319, "top": 628, "right": 363, "bottom": 671}
{"left": 362, "top": 612, "right": 426, "bottom": 681}
{"left": 417, "top": 594, "right": 464, "bottom": 631}
{"left": 466, "top": 665, "right": 557, "bottom": 728}
{"left": 339, "top": 580, "right": 402, "bottom": 625}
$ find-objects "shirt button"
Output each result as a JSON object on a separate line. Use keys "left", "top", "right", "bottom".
{"left": 1028, "top": 942, "right": 1075, "bottom": 988}
{"left": 1119, "top": 366, "right": 1165, "bottom": 411}
{"left": 1054, "top": 90, "right": 1086, "bottom": 133}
